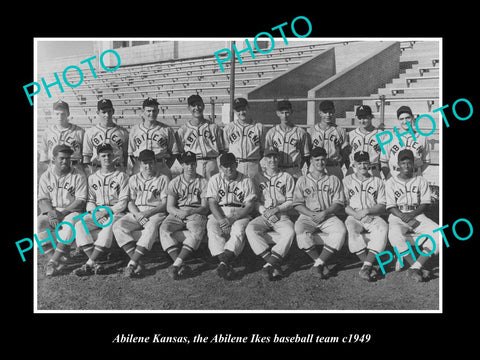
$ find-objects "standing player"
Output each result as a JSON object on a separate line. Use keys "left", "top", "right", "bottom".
{"left": 343, "top": 151, "right": 388, "bottom": 281}
{"left": 223, "top": 97, "right": 265, "bottom": 179}
{"left": 73, "top": 144, "right": 130, "bottom": 276}
{"left": 264, "top": 100, "right": 310, "bottom": 179}
{"left": 346, "top": 105, "right": 383, "bottom": 178}
{"left": 380, "top": 105, "right": 431, "bottom": 179}
{"left": 83, "top": 99, "right": 129, "bottom": 175}
{"left": 385, "top": 149, "right": 438, "bottom": 282}
{"left": 309, "top": 100, "right": 348, "bottom": 180}
{"left": 245, "top": 148, "right": 296, "bottom": 281}
{"left": 128, "top": 97, "right": 179, "bottom": 177}
{"left": 293, "top": 147, "right": 347, "bottom": 279}
{"left": 177, "top": 94, "right": 225, "bottom": 180}
{"left": 159, "top": 151, "right": 209, "bottom": 280}
{"left": 206, "top": 153, "right": 257, "bottom": 280}
{"left": 112, "top": 149, "right": 169, "bottom": 277}
{"left": 37, "top": 144, "right": 87, "bottom": 276}
{"left": 38, "top": 100, "right": 85, "bottom": 177}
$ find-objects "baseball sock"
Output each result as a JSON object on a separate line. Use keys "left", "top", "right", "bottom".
{"left": 122, "top": 243, "right": 136, "bottom": 260}
{"left": 50, "top": 243, "right": 70, "bottom": 264}
{"left": 317, "top": 245, "right": 336, "bottom": 266}
{"left": 81, "top": 245, "right": 94, "bottom": 258}
{"left": 131, "top": 246, "right": 147, "bottom": 264}
{"left": 411, "top": 255, "right": 430, "bottom": 270}
{"left": 355, "top": 248, "right": 368, "bottom": 262}
{"left": 304, "top": 245, "right": 320, "bottom": 262}
{"left": 267, "top": 252, "right": 282, "bottom": 267}
{"left": 166, "top": 245, "right": 181, "bottom": 262}
{"left": 364, "top": 249, "right": 379, "bottom": 267}
{"left": 86, "top": 246, "right": 106, "bottom": 265}
{"left": 173, "top": 245, "right": 194, "bottom": 267}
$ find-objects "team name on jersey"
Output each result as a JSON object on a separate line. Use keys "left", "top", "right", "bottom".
{"left": 92, "top": 132, "right": 124, "bottom": 147}
{"left": 91, "top": 178, "right": 121, "bottom": 195}
{"left": 304, "top": 184, "right": 332, "bottom": 196}
{"left": 185, "top": 128, "right": 216, "bottom": 147}
{"left": 218, "top": 185, "right": 245, "bottom": 203}
{"left": 228, "top": 129, "right": 260, "bottom": 146}
{"left": 390, "top": 142, "right": 423, "bottom": 156}
{"left": 351, "top": 138, "right": 380, "bottom": 153}
{"left": 134, "top": 183, "right": 161, "bottom": 198}
{"left": 46, "top": 182, "right": 75, "bottom": 197}
{"left": 393, "top": 186, "right": 419, "bottom": 201}
{"left": 272, "top": 136, "right": 298, "bottom": 148}
{"left": 348, "top": 185, "right": 378, "bottom": 198}
{"left": 47, "top": 136, "right": 81, "bottom": 153}
{"left": 134, "top": 133, "right": 168, "bottom": 148}
{"left": 258, "top": 180, "right": 287, "bottom": 196}
{"left": 312, "top": 133, "right": 341, "bottom": 148}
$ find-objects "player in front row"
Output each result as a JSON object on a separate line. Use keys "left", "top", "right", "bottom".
{"left": 343, "top": 151, "right": 388, "bottom": 282}
{"left": 112, "top": 149, "right": 169, "bottom": 277}
{"left": 385, "top": 149, "right": 439, "bottom": 282}
{"left": 206, "top": 153, "right": 257, "bottom": 280}
{"left": 159, "top": 151, "right": 209, "bottom": 280}
{"left": 293, "top": 147, "right": 347, "bottom": 279}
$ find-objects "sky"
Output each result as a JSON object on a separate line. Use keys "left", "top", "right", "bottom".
{"left": 37, "top": 40, "right": 95, "bottom": 60}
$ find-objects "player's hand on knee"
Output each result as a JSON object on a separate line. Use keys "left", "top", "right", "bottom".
{"left": 312, "top": 211, "right": 327, "bottom": 224}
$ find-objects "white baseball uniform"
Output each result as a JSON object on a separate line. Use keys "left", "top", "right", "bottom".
{"left": 346, "top": 127, "right": 384, "bottom": 177}
{"left": 83, "top": 123, "right": 129, "bottom": 169}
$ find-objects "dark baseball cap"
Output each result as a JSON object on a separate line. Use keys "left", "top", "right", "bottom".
{"left": 53, "top": 100, "right": 69, "bottom": 112}
{"left": 319, "top": 100, "right": 335, "bottom": 112}
{"left": 52, "top": 144, "right": 73, "bottom": 157}
{"left": 233, "top": 97, "right": 248, "bottom": 111}
{"left": 356, "top": 105, "right": 373, "bottom": 117}
{"left": 354, "top": 150, "right": 370, "bottom": 162}
{"left": 398, "top": 149, "right": 414, "bottom": 162}
{"left": 219, "top": 152, "right": 237, "bottom": 167}
{"left": 187, "top": 94, "right": 204, "bottom": 106}
{"left": 180, "top": 151, "right": 197, "bottom": 164}
{"left": 310, "top": 147, "right": 327, "bottom": 158}
{"left": 263, "top": 148, "right": 279, "bottom": 157}
{"left": 138, "top": 149, "right": 156, "bottom": 162}
{"left": 97, "top": 98, "right": 114, "bottom": 111}
{"left": 97, "top": 143, "right": 113, "bottom": 153}
{"left": 397, "top": 105, "right": 413, "bottom": 118}
{"left": 142, "top": 97, "right": 159, "bottom": 108}
{"left": 277, "top": 100, "right": 292, "bottom": 111}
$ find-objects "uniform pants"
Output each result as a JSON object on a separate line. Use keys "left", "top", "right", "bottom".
{"left": 75, "top": 213, "right": 125, "bottom": 248}
{"left": 113, "top": 212, "right": 166, "bottom": 250}
{"left": 36, "top": 212, "right": 81, "bottom": 248}
{"left": 345, "top": 215, "right": 388, "bottom": 254}
{"left": 159, "top": 213, "right": 207, "bottom": 251}
{"left": 294, "top": 214, "right": 346, "bottom": 251}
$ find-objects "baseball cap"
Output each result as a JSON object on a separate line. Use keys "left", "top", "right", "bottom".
{"left": 97, "top": 143, "right": 113, "bottom": 153}
{"left": 219, "top": 152, "right": 237, "bottom": 167}
{"left": 233, "top": 97, "right": 248, "bottom": 111}
{"left": 138, "top": 149, "right": 156, "bottom": 162}
{"left": 353, "top": 150, "right": 370, "bottom": 162}
{"left": 277, "top": 100, "right": 292, "bottom": 111}
{"left": 397, "top": 105, "right": 413, "bottom": 118}
{"left": 97, "top": 98, "right": 113, "bottom": 111}
{"left": 142, "top": 97, "right": 159, "bottom": 108}
{"left": 398, "top": 149, "right": 414, "bottom": 162}
{"left": 53, "top": 100, "right": 69, "bottom": 112}
{"left": 310, "top": 147, "right": 327, "bottom": 158}
{"left": 356, "top": 105, "right": 373, "bottom": 117}
{"left": 52, "top": 144, "right": 73, "bottom": 157}
{"left": 319, "top": 100, "right": 335, "bottom": 112}
{"left": 263, "top": 148, "right": 279, "bottom": 157}
{"left": 180, "top": 151, "right": 197, "bottom": 164}
{"left": 187, "top": 94, "right": 204, "bottom": 106}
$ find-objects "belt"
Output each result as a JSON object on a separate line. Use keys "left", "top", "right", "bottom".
{"left": 198, "top": 156, "right": 217, "bottom": 161}
{"left": 398, "top": 204, "right": 418, "bottom": 212}
{"left": 237, "top": 158, "right": 259, "bottom": 163}
{"left": 221, "top": 204, "right": 243, "bottom": 208}
{"left": 279, "top": 164, "right": 299, "bottom": 169}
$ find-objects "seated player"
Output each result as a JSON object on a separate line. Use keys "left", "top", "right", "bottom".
{"left": 293, "top": 147, "right": 347, "bottom": 279}
{"left": 385, "top": 149, "right": 439, "bottom": 282}
{"left": 159, "top": 151, "right": 209, "bottom": 280}
{"left": 73, "top": 144, "right": 129, "bottom": 276}
{"left": 112, "top": 149, "right": 169, "bottom": 277}
{"left": 343, "top": 151, "right": 388, "bottom": 281}
{"left": 245, "top": 148, "right": 295, "bottom": 281}
{"left": 206, "top": 153, "right": 257, "bottom": 280}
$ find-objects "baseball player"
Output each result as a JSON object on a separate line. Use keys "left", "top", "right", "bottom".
{"left": 38, "top": 100, "right": 85, "bottom": 177}
{"left": 127, "top": 97, "right": 179, "bottom": 177}
{"left": 309, "top": 100, "right": 348, "bottom": 180}
{"left": 206, "top": 152, "right": 257, "bottom": 280}
{"left": 37, "top": 144, "right": 87, "bottom": 276}
{"left": 112, "top": 149, "right": 169, "bottom": 277}
{"left": 245, "top": 148, "right": 295, "bottom": 281}
{"left": 73, "top": 144, "right": 129, "bottom": 276}
{"left": 159, "top": 151, "right": 209, "bottom": 280}
{"left": 293, "top": 146, "right": 347, "bottom": 279}
{"left": 176, "top": 94, "right": 225, "bottom": 180}
{"left": 82, "top": 99, "right": 129, "bottom": 176}
{"left": 346, "top": 105, "right": 384, "bottom": 178}
{"left": 343, "top": 150, "right": 388, "bottom": 281}
{"left": 223, "top": 97, "right": 265, "bottom": 179}
{"left": 264, "top": 100, "right": 310, "bottom": 179}
{"left": 385, "top": 149, "right": 439, "bottom": 282}
{"left": 380, "top": 105, "right": 431, "bottom": 179}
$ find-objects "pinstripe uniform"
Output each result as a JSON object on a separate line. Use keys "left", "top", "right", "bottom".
{"left": 264, "top": 125, "right": 310, "bottom": 179}
{"left": 385, "top": 175, "right": 439, "bottom": 255}
{"left": 128, "top": 121, "right": 179, "bottom": 177}
{"left": 75, "top": 170, "right": 129, "bottom": 248}
{"left": 206, "top": 171, "right": 257, "bottom": 257}
{"left": 83, "top": 124, "right": 129, "bottom": 170}
{"left": 347, "top": 128, "right": 383, "bottom": 177}
{"left": 342, "top": 174, "right": 388, "bottom": 255}
{"left": 246, "top": 171, "right": 296, "bottom": 260}
{"left": 159, "top": 174, "right": 208, "bottom": 252}
{"left": 293, "top": 173, "right": 346, "bottom": 251}
{"left": 113, "top": 172, "right": 169, "bottom": 251}
{"left": 309, "top": 124, "right": 347, "bottom": 179}
{"left": 223, "top": 119, "right": 265, "bottom": 178}
{"left": 177, "top": 119, "right": 225, "bottom": 180}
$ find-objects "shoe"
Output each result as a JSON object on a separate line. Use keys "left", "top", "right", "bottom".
{"left": 123, "top": 264, "right": 136, "bottom": 278}
{"left": 370, "top": 266, "right": 380, "bottom": 280}
{"left": 216, "top": 262, "right": 229, "bottom": 279}
{"left": 407, "top": 268, "right": 424, "bottom": 282}
{"left": 45, "top": 261, "right": 59, "bottom": 277}
{"left": 178, "top": 265, "right": 191, "bottom": 277}
{"left": 310, "top": 264, "right": 328, "bottom": 279}
{"left": 422, "top": 268, "right": 432, "bottom": 280}
{"left": 134, "top": 263, "right": 144, "bottom": 277}
{"left": 271, "top": 267, "right": 284, "bottom": 280}
{"left": 359, "top": 264, "right": 372, "bottom": 281}
{"left": 74, "top": 263, "right": 94, "bottom": 277}
{"left": 226, "top": 265, "right": 237, "bottom": 280}
{"left": 93, "top": 263, "right": 106, "bottom": 275}
{"left": 168, "top": 265, "right": 181, "bottom": 280}
{"left": 263, "top": 264, "right": 275, "bottom": 281}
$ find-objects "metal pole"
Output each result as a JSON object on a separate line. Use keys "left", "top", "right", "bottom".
{"left": 229, "top": 40, "right": 235, "bottom": 123}
{"left": 379, "top": 95, "right": 386, "bottom": 129}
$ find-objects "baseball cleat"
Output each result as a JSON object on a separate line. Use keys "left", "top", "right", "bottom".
{"left": 216, "top": 262, "right": 229, "bottom": 279}
{"left": 74, "top": 264, "right": 94, "bottom": 277}
{"left": 407, "top": 268, "right": 424, "bottom": 282}
{"left": 226, "top": 265, "right": 237, "bottom": 280}
{"left": 310, "top": 264, "right": 328, "bottom": 279}
{"left": 168, "top": 265, "right": 181, "bottom": 280}
{"left": 45, "top": 261, "right": 59, "bottom": 277}
{"left": 263, "top": 264, "right": 275, "bottom": 281}
{"left": 178, "top": 265, "right": 191, "bottom": 277}
{"left": 359, "top": 264, "right": 372, "bottom": 281}
{"left": 93, "top": 263, "right": 106, "bottom": 275}
{"left": 123, "top": 264, "right": 136, "bottom": 278}
{"left": 271, "top": 267, "right": 284, "bottom": 280}
{"left": 133, "top": 263, "right": 144, "bottom": 277}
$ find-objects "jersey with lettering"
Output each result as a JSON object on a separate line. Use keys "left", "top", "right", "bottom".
{"left": 177, "top": 119, "right": 225, "bottom": 158}
{"left": 38, "top": 167, "right": 87, "bottom": 211}
{"left": 309, "top": 124, "right": 347, "bottom": 159}
{"left": 380, "top": 132, "right": 430, "bottom": 171}
{"left": 166, "top": 174, "right": 208, "bottom": 208}
{"left": 347, "top": 127, "right": 383, "bottom": 165}
{"left": 385, "top": 175, "right": 431, "bottom": 210}
{"left": 256, "top": 171, "right": 295, "bottom": 209}
{"left": 128, "top": 121, "right": 179, "bottom": 159}
{"left": 265, "top": 125, "right": 310, "bottom": 166}
{"left": 292, "top": 173, "right": 345, "bottom": 212}
{"left": 83, "top": 124, "right": 129, "bottom": 164}
{"left": 128, "top": 172, "right": 169, "bottom": 212}
{"left": 342, "top": 174, "right": 386, "bottom": 211}
{"left": 39, "top": 124, "right": 85, "bottom": 162}
{"left": 87, "top": 169, "right": 129, "bottom": 213}
{"left": 223, "top": 120, "right": 265, "bottom": 160}
{"left": 206, "top": 172, "right": 257, "bottom": 206}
